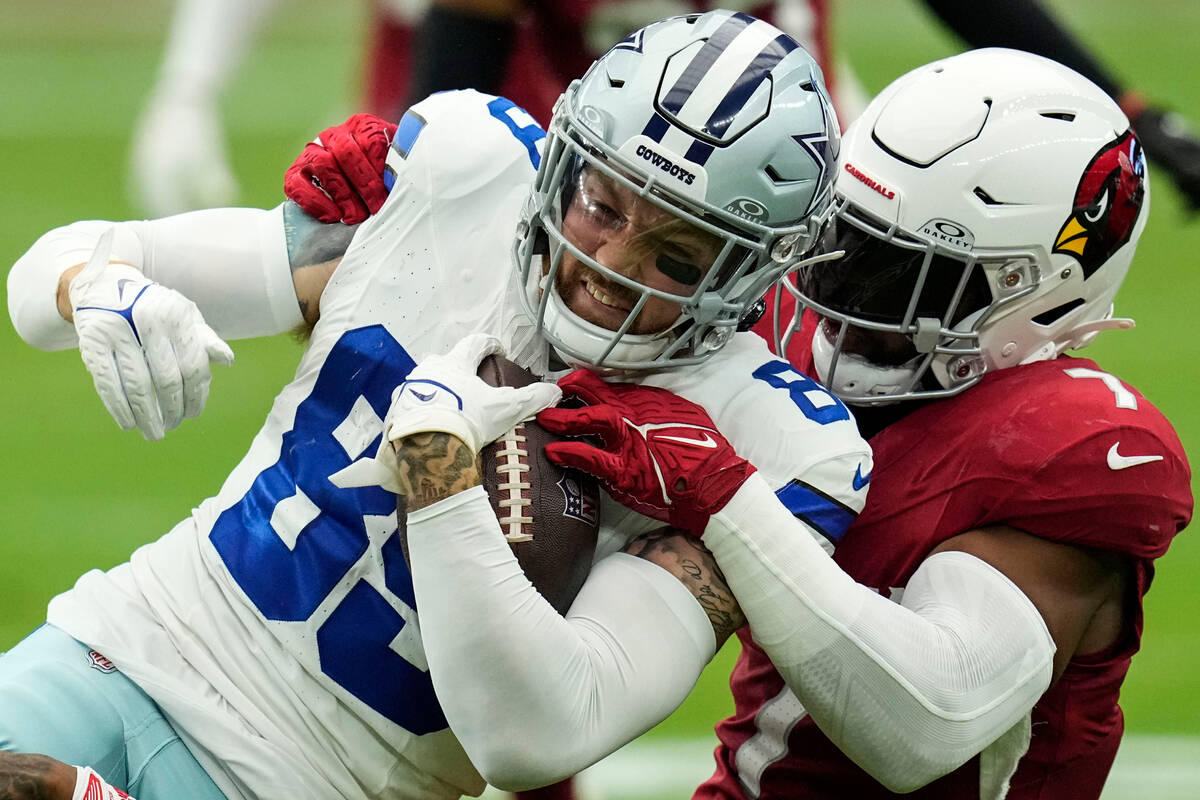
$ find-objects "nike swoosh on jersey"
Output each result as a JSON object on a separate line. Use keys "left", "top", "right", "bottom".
{"left": 1106, "top": 442, "right": 1163, "bottom": 470}
{"left": 408, "top": 388, "right": 436, "bottom": 402}
{"left": 852, "top": 464, "right": 871, "bottom": 490}
{"left": 653, "top": 432, "right": 720, "bottom": 448}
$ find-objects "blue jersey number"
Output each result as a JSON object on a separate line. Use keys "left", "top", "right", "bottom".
{"left": 209, "top": 326, "right": 448, "bottom": 735}
{"left": 752, "top": 360, "right": 850, "bottom": 425}
{"left": 487, "top": 96, "right": 546, "bottom": 169}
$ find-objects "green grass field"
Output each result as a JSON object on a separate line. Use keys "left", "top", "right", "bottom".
{"left": 1, "top": 0, "right": 1197, "bottom": 787}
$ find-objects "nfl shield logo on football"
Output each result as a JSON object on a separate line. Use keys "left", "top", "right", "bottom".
{"left": 87, "top": 649, "right": 117, "bottom": 674}
{"left": 558, "top": 473, "right": 598, "bottom": 525}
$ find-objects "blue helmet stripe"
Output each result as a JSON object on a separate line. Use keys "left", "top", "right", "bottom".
{"left": 642, "top": 112, "right": 670, "bottom": 142}
{"left": 660, "top": 12, "right": 756, "bottom": 116}
{"left": 684, "top": 139, "right": 715, "bottom": 165}
{"left": 703, "top": 34, "right": 799, "bottom": 138}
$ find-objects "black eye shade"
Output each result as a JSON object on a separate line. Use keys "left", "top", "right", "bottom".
{"left": 656, "top": 254, "right": 703, "bottom": 285}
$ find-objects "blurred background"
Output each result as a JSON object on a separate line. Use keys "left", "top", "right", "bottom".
{"left": 1, "top": 0, "right": 1197, "bottom": 797}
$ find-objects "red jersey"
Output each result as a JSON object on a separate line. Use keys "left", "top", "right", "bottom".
{"left": 696, "top": 349, "right": 1192, "bottom": 799}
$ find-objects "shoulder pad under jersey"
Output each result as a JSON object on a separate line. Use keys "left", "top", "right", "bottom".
{"left": 909, "top": 357, "right": 1192, "bottom": 558}
{"left": 381, "top": 90, "right": 546, "bottom": 204}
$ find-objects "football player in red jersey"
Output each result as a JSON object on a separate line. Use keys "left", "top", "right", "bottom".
{"left": 694, "top": 48, "right": 1193, "bottom": 799}
{"left": 278, "top": 47, "right": 1190, "bottom": 799}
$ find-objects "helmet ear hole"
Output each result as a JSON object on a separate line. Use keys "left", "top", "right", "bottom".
{"left": 1031, "top": 298, "right": 1085, "bottom": 326}
{"left": 737, "top": 298, "right": 766, "bottom": 331}
{"left": 532, "top": 228, "right": 550, "bottom": 257}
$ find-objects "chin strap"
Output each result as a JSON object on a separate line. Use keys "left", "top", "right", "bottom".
{"left": 811, "top": 325, "right": 921, "bottom": 400}
{"left": 1019, "top": 316, "right": 1137, "bottom": 365}
{"left": 1064, "top": 316, "right": 1135, "bottom": 348}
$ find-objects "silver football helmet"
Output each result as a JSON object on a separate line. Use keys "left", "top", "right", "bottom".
{"left": 784, "top": 48, "right": 1149, "bottom": 404}
{"left": 514, "top": 9, "right": 840, "bottom": 371}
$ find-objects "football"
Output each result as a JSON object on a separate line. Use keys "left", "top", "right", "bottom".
{"left": 475, "top": 354, "right": 600, "bottom": 614}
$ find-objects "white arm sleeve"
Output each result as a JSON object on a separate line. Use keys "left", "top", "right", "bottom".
{"left": 8, "top": 206, "right": 300, "bottom": 350}
{"left": 702, "top": 474, "right": 1055, "bottom": 794}
{"left": 407, "top": 486, "right": 716, "bottom": 791}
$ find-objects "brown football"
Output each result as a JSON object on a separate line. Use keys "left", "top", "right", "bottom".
{"left": 475, "top": 354, "right": 600, "bottom": 614}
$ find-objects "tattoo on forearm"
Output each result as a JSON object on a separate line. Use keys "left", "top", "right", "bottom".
{"left": 0, "top": 752, "right": 63, "bottom": 800}
{"left": 395, "top": 432, "right": 482, "bottom": 511}
{"left": 625, "top": 530, "right": 746, "bottom": 644}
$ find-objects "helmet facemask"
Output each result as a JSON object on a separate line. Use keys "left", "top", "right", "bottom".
{"left": 516, "top": 126, "right": 813, "bottom": 371}
{"left": 790, "top": 197, "right": 1044, "bottom": 405}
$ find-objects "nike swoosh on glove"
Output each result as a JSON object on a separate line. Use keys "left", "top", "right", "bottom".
{"left": 332, "top": 333, "right": 561, "bottom": 492}
{"left": 68, "top": 228, "right": 235, "bottom": 441}
{"left": 538, "top": 370, "right": 756, "bottom": 536}
{"left": 284, "top": 113, "right": 398, "bottom": 224}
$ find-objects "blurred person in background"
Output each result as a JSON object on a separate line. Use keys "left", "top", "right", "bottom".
{"left": 130, "top": 0, "right": 1200, "bottom": 218}
{"left": 397, "top": 0, "right": 1200, "bottom": 205}
{"left": 129, "top": 0, "right": 856, "bottom": 217}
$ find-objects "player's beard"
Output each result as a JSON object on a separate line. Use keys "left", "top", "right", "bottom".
{"left": 552, "top": 256, "right": 678, "bottom": 336}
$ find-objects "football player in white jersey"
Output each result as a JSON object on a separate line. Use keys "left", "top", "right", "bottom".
{"left": 3, "top": 10, "right": 869, "bottom": 800}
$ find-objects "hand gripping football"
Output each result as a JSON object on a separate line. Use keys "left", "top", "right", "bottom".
{"left": 475, "top": 355, "right": 600, "bottom": 614}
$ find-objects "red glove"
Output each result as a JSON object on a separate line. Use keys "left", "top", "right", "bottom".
{"left": 283, "top": 113, "right": 397, "bottom": 224}
{"left": 538, "top": 370, "right": 756, "bottom": 536}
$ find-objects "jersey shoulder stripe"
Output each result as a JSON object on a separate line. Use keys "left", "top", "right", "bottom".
{"left": 776, "top": 479, "right": 858, "bottom": 546}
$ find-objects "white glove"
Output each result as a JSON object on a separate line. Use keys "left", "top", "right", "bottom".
{"left": 385, "top": 333, "right": 562, "bottom": 454}
{"left": 129, "top": 97, "right": 237, "bottom": 216}
{"left": 332, "top": 334, "right": 561, "bottom": 491}
{"left": 68, "top": 228, "right": 235, "bottom": 440}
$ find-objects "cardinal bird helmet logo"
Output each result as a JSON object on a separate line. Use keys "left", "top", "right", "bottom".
{"left": 1053, "top": 130, "right": 1147, "bottom": 278}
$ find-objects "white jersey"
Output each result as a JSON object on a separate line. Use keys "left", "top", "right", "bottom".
{"left": 47, "top": 90, "right": 870, "bottom": 800}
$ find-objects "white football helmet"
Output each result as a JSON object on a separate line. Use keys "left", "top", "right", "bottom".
{"left": 514, "top": 9, "right": 840, "bottom": 371}
{"left": 785, "top": 47, "right": 1149, "bottom": 404}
